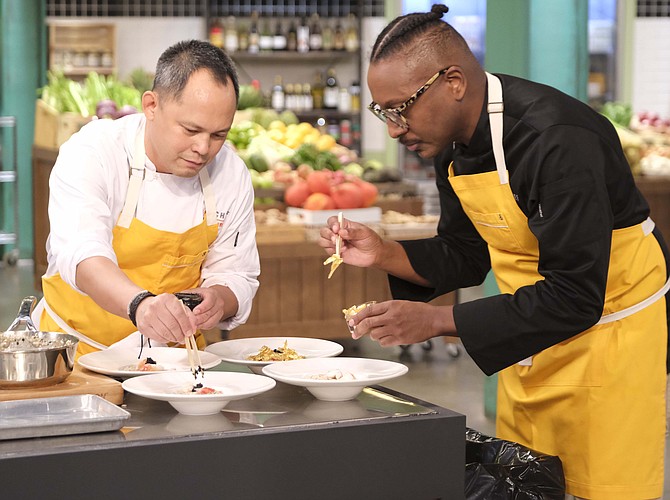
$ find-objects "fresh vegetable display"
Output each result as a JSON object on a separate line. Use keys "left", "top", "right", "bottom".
{"left": 40, "top": 70, "right": 142, "bottom": 119}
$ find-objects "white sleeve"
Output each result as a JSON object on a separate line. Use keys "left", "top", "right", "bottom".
{"left": 200, "top": 152, "right": 260, "bottom": 330}
{"left": 45, "top": 129, "right": 124, "bottom": 292}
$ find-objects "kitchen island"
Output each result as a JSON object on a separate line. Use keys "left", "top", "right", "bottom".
{"left": 0, "top": 376, "right": 466, "bottom": 499}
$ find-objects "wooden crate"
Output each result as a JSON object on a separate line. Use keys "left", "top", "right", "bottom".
{"left": 33, "top": 99, "right": 90, "bottom": 150}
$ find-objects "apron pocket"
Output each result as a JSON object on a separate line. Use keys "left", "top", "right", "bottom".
{"left": 516, "top": 324, "right": 610, "bottom": 388}
{"left": 468, "top": 211, "right": 526, "bottom": 254}
{"left": 153, "top": 250, "right": 207, "bottom": 293}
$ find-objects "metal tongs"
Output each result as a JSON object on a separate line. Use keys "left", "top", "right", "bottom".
{"left": 323, "top": 211, "right": 344, "bottom": 279}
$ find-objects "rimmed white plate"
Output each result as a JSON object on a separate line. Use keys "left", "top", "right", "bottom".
{"left": 205, "top": 337, "right": 343, "bottom": 374}
{"left": 78, "top": 346, "right": 221, "bottom": 379}
{"left": 261, "top": 357, "right": 408, "bottom": 402}
{"left": 122, "top": 371, "right": 276, "bottom": 416}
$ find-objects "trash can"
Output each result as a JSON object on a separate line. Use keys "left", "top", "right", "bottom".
{"left": 465, "top": 428, "right": 565, "bottom": 500}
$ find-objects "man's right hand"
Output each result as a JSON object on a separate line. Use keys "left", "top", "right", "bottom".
{"left": 319, "top": 215, "right": 385, "bottom": 268}
{"left": 134, "top": 293, "right": 197, "bottom": 343}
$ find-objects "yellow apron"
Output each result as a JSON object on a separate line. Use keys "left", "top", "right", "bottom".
{"left": 40, "top": 124, "right": 218, "bottom": 357}
{"left": 448, "top": 73, "right": 668, "bottom": 499}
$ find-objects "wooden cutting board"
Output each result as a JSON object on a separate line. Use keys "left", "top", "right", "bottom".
{"left": 0, "top": 366, "right": 123, "bottom": 404}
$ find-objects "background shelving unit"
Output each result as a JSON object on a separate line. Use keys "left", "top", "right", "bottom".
{"left": 0, "top": 116, "right": 19, "bottom": 266}
{"left": 47, "top": 21, "right": 117, "bottom": 78}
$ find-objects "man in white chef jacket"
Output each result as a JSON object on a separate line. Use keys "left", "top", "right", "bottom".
{"left": 38, "top": 39, "right": 260, "bottom": 356}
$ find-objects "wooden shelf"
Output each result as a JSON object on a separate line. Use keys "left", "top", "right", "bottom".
{"left": 231, "top": 50, "right": 356, "bottom": 64}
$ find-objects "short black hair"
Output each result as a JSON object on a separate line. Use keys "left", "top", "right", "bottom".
{"left": 370, "top": 4, "right": 468, "bottom": 63}
{"left": 153, "top": 39, "right": 239, "bottom": 103}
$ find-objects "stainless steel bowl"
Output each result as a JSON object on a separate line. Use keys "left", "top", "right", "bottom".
{"left": 0, "top": 297, "right": 80, "bottom": 389}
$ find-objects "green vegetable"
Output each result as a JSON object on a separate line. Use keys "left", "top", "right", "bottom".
{"left": 39, "top": 70, "right": 141, "bottom": 117}
{"left": 248, "top": 153, "right": 269, "bottom": 172}
{"left": 600, "top": 101, "right": 633, "bottom": 128}
{"left": 291, "top": 143, "right": 341, "bottom": 171}
{"left": 238, "top": 85, "right": 264, "bottom": 110}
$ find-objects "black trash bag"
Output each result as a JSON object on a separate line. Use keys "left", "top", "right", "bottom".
{"left": 465, "top": 428, "right": 565, "bottom": 500}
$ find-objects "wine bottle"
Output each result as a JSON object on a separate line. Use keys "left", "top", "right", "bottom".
{"left": 287, "top": 20, "right": 298, "bottom": 52}
{"left": 297, "top": 16, "right": 310, "bottom": 53}
{"left": 273, "top": 20, "right": 287, "bottom": 51}
{"left": 324, "top": 67, "right": 339, "bottom": 110}
{"left": 224, "top": 16, "right": 238, "bottom": 53}
{"left": 248, "top": 11, "right": 260, "bottom": 54}
{"left": 259, "top": 19, "right": 273, "bottom": 52}
{"left": 309, "top": 13, "right": 323, "bottom": 51}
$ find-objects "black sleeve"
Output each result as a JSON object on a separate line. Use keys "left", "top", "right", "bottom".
{"left": 456, "top": 126, "right": 619, "bottom": 375}
{"left": 389, "top": 149, "right": 492, "bottom": 301}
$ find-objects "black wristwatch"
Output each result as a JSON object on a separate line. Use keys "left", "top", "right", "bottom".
{"left": 127, "top": 290, "right": 156, "bottom": 327}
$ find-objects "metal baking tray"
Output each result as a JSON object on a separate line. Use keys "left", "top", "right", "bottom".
{"left": 0, "top": 394, "right": 130, "bottom": 440}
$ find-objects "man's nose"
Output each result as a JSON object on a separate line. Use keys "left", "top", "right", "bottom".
{"left": 192, "top": 134, "right": 210, "bottom": 155}
{"left": 387, "top": 121, "right": 407, "bottom": 139}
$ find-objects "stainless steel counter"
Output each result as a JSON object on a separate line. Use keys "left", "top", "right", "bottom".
{"left": 0, "top": 376, "right": 465, "bottom": 499}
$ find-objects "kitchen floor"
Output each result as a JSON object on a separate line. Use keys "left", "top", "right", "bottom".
{"left": 2, "top": 260, "right": 668, "bottom": 497}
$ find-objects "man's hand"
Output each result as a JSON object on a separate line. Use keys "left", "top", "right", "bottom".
{"left": 319, "top": 215, "right": 385, "bottom": 268}
{"left": 347, "top": 300, "right": 457, "bottom": 346}
{"left": 135, "top": 293, "right": 197, "bottom": 343}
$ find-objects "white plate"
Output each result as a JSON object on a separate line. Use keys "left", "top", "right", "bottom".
{"left": 261, "top": 357, "right": 408, "bottom": 402}
{"left": 205, "top": 337, "right": 343, "bottom": 374}
{"left": 78, "top": 346, "right": 222, "bottom": 378}
{"left": 122, "top": 371, "right": 276, "bottom": 416}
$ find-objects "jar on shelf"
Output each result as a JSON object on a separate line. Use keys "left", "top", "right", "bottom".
{"left": 101, "top": 51, "right": 114, "bottom": 67}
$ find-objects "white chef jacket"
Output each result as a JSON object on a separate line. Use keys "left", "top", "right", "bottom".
{"left": 45, "top": 113, "right": 260, "bottom": 330}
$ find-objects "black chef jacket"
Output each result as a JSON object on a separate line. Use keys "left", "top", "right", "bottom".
{"left": 389, "top": 73, "right": 670, "bottom": 375}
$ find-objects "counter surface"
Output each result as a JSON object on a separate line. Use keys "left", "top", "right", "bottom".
{"left": 0, "top": 365, "right": 466, "bottom": 499}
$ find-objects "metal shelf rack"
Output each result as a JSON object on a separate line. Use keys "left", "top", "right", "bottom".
{"left": 0, "top": 116, "right": 19, "bottom": 266}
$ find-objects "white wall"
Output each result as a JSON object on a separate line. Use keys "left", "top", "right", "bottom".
{"left": 632, "top": 17, "right": 670, "bottom": 117}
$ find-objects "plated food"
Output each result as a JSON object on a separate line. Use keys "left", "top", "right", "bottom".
{"left": 206, "top": 337, "right": 344, "bottom": 374}
{"left": 78, "top": 346, "right": 222, "bottom": 379}
{"left": 247, "top": 339, "right": 305, "bottom": 362}
{"left": 262, "top": 357, "right": 409, "bottom": 402}
{"left": 121, "top": 371, "right": 276, "bottom": 416}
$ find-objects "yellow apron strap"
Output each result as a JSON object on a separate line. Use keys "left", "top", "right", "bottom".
{"left": 118, "top": 123, "right": 146, "bottom": 228}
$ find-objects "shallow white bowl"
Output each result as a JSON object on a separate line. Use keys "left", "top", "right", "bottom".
{"left": 261, "top": 357, "right": 408, "bottom": 402}
{"left": 205, "top": 337, "right": 343, "bottom": 374}
{"left": 121, "top": 371, "right": 276, "bottom": 416}
{"left": 78, "top": 346, "right": 221, "bottom": 379}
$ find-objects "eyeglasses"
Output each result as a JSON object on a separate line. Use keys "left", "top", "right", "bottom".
{"left": 368, "top": 66, "right": 452, "bottom": 130}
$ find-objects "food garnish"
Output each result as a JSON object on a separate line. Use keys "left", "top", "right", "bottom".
{"left": 323, "top": 212, "right": 344, "bottom": 279}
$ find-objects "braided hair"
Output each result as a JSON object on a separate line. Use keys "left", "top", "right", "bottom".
{"left": 370, "top": 4, "right": 470, "bottom": 63}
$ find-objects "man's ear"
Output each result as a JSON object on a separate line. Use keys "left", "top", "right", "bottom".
{"left": 142, "top": 91, "right": 158, "bottom": 120}
{"left": 444, "top": 66, "right": 467, "bottom": 102}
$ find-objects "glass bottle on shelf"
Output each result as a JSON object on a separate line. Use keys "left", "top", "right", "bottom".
{"left": 333, "top": 19, "right": 345, "bottom": 51}
{"left": 248, "top": 11, "right": 260, "bottom": 54}
{"left": 297, "top": 16, "right": 310, "bottom": 53}
{"left": 324, "top": 67, "right": 339, "bottom": 110}
{"left": 303, "top": 83, "right": 313, "bottom": 111}
{"left": 273, "top": 20, "right": 287, "bottom": 51}
{"left": 209, "top": 18, "right": 224, "bottom": 48}
{"left": 284, "top": 83, "right": 294, "bottom": 110}
{"left": 294, "top": 83, "right": 304, "bottom": 112}
{"left": 224, "top": 16, "right": 238, "bottom": 53}
{"left": 238, "top": 22, "right": 249, "bottom": 52}
{"left": 311, "top": 71, "right": 325, "bottom": 110}
{"left": 309, "top": 14, "right": 323, "bottom": 51}
{"left": 349, "top": 81, "right": 361, "bottom": 111}
{"left": 322, "top": 20, "right": 334, "bottom": 51}
{"left": 287, "top": 20, "right": 298, "bottom": 52}
{"left": 271, "top": 75, "right": 285, "bottom": 112}
{"left": 345, "top": 14, "right": 359, "bottom": 53}
{"left": 260, "top": 19, "right": 273, "bottom": 52}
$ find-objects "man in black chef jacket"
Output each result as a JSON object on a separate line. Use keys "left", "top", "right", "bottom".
{"left": 319, "top": 5, "right": 669, "bottom": 499}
